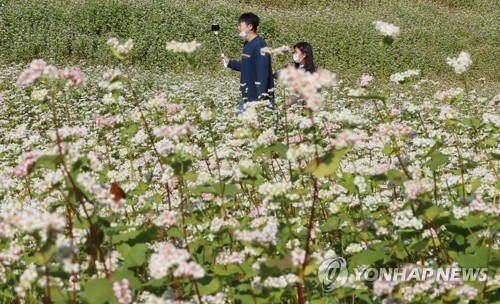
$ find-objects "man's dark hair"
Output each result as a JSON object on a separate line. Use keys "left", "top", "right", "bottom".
{"left": 239, "top": 13, "right": 259, "bottom": 32}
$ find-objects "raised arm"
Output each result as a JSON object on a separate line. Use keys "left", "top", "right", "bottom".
{"left": 227, "top": 59, "right": 241, "bottom": 71}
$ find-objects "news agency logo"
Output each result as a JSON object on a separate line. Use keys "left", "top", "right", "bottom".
{"left": 318, "top": 257, "right": 349, "bottom": 291}
{"left": 318, "top": 257, "right": 488, "bottom": 292}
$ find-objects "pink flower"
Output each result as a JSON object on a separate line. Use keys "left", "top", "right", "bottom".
{"left": 284, "top": 134, "right": 303, "bottom": 144}
{"left": 154, "top": 211, "right": 178, "bottom": 228}
{"left": 113, "top": 279, "right": 132, "bottom": 304}
{"left": 321, "top": 121, "right": 341, "bottom": 136}
{"left": 279, "top": 66, "right": 336, "bottom": 111}
{"left": 360, "top": 74, "right": 374, "bottom": 87}
{"left": 14, "top": 151, "right": 41, "bottom": 177}
{"left": 92, "top": 114, "right": 116, "bottom": 129}
{"left": 390, "top": 109, "right": 401, "bottom": 116}
{"left": 16, "top": 59, "right": 59, "bottom": 87}
{"left": 168, "top": 104, "right": 184, "bottom": 114}
{"left": 59, "top": 66, "right": 87, "bottom": 87}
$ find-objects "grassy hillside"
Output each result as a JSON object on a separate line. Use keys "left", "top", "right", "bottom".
{"left": 0, "top": 0, "right": 498, "bottom": 84}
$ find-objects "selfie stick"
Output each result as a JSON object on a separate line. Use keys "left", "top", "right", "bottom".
{"left": 212, "top": 24, "right": 227, "bottom": 67}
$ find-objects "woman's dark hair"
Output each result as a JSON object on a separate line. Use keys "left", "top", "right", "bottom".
{"left": 239, "top": 13, "right": 259, "bottom": 32}
{"left": 294, "top": 42, "right": 316, "bottom": 73}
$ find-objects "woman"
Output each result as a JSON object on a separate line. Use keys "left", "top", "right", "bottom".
{"left": 292, "top": 42, "right": 316, "bottom": 73}
{"left": 276, "top": 42, "right": 318, "bottom": 105}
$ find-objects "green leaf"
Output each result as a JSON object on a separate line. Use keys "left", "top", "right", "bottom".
{"left": 451, "top": 215, "right": 484, "bottom": 228}
{"left": 50, "top": 288, "right": 72, "bottom": 303}
{"left": 424, "top": 205, "right": 441, "bottom": 220}
{"left": 321, "top": 217, "right": 342, "bottom": 232}
{"left": 459, "top": 118, "right": 481, "bottom": 129}
{"left": 117, "top": 243, "right": 148, "bottom": 268}
{"left": 410, "top": 238, "right": 430, "bottom": 252}
{"left": 456, "top": 254, "right": 486, "bottom": 268}
{"left": 129, "top": 181, "right": 148, "bottom": 196}
{"left": 33, "top": 244, "right": 57, "bottom": 265}
{"left": 83, "top": 278, "right": 113, "bottom": 304}
{"left": 33, "top": 155, "right": 62, "bottom": 171}
{"left": 0, "top": 289, "right": 15, "bottom": 299}
{"left": 387, "top": 169, "right": 408, "bottom": 186}
{"left": 351, "top": 250, "right": 384, "bottom": 266}
{"left": 263, "top": 142, "right": 288, "bottom": 159}
{"left": 304, "top": 148, "right": 349, "bottom": 177}
{"left": 470, "top": 178, "right": 481, "bottom": 193}
{"left": 112, "top": 229, "right": 142, "bottom": 243}
{"left": 381, "top": 143, "right": 393, "bottom": 155}
{"left": 190, "top": 183, "right": 239, "bottom": 196}
{"left": 428, "top": 151, "right": 449, "bottom": 171}
{"left": 126, "top": 124, "right": 139, "bottom": 136}
{"left": 198, "top": 277, "right": 221, "bottom": 295}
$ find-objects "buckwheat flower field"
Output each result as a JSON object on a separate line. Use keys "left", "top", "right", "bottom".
{"left": 0, "top": 20, "right": 498, "bottom": 304}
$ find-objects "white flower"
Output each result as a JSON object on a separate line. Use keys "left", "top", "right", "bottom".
{"left": 260, "top": 45, "right": 290, "bottom": 56}
{"left": 446, "top": 52, "right": 472, "bottom": 74}
{"left": 390, "top": 69, "right": 420, "bottom": 83}
{"left": 30, "top": 89, "right": 48, "bottom": 101}
{"left": 404, "top": 179, "right": 433, "bottom": 199}
{"left": 434, "top": 88, "right": 464, "bottom": 101}
{"left": 393, "top": 209, "right": 423, "bottom": 230}
{"left": 166, "top": 40, "right": 202, "bottom": 53}
{"left": 373, "top": 21, "right": 400, "bottom": 37}
{"left": 345, "top": 243, "right": 367, "bottom": 254}
{"left": 153, "top": 211, "right": 178, "bottom": 228}
{"left": 107, "top": 38, "right": 134, "bottom": 58}
{"left": 452, "top": 205, "right": 470, "bottom": 219}
{"left": 291, "top": 248, "right": 306, "bottom": 266}
{"left": 482, "top": 113, "right": 500, "bottom": 128}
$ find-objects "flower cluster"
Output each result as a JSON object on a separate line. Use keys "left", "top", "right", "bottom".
{"left": 92, "top": 113, "right": 116, "bottom": 129}
{"left": 107, "top": 38, "right": 134, "bottom": 59}
{"left": 153, "top": 123, "right": 196, "bottom": 139}
{"left": 236, "top": 217, "right": 279, "bottom": 244}
{"left": 59, "top": 66, "right": 87, "bottom": 87}
{"left": 210, "top": 217, "right": 239, "bottom": 233}
{"left": 434, "top": 88, "right": 464, "bottom": 101}
{"left": 373, "top": 21, "right": 400, "bottom": 37}
{"left": 260, "top": 45, "right": 290, "bottom": 56}
{"left": 166, "top": 40, "right": 202, "bottom": 53}
{"left": 258, "top": 181, "right": 292, "bottom": 200}
{"left": 392, "top": 209, "right": 423, "bottom": 230}
{"left": 149, "top": 242, "right": 204, "bottom": 279}
{"left": 113, "top": 279, "right": 132, "bottom": 304}
{"left": 446, "top": 52, "right": 472, "bottom": 74}
{"left": 279, "top": 66, "right": 336, "bottom": 110}
{"left": 360, "top": 74, "right": 374, "bottom": 87}
{"left": 331, "top": 130, "right": 362, "bottom": 149}
{"left": 216, "top": 250, "right": 246, "bottom": 265}
{"left": 16, "top": 59, "right": 59, "bottom": 87}
{"left": 375, "top": 122, "right": 413, "bottom": 139}
{"left": 153, "top": 211, "right": 178, "bottom": 228}
{"left": 356, "top": 163, "right": 390, "bottom": 176}
{"left": 14, "top": 151, "right": 41, "bottom": 177}
{"left": 48, "top": 126, "right": 88, "bottom": 140}
{"left": 404, "top": 179, "right": 433, "bottom": 199}
{"left": 390, "top": 69, "right": 420, "bottom": 83}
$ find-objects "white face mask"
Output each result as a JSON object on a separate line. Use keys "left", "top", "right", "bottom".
{"left": 239, "top": 31, "right": 248, "bottom": 39}
{"left": 293, "top": 53, "right": 302, "bottom": 63}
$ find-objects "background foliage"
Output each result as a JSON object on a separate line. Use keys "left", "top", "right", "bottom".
{"left": 0, "top": 0, "right": 499, "bottom": 85}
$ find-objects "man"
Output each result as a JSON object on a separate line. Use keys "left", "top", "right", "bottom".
{"left": 221, "top": 13, "right": 274, "bottom": 113}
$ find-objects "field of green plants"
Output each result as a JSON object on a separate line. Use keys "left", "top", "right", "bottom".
{"left": 0, "top": 0, "right": 499, "bottom": 303}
